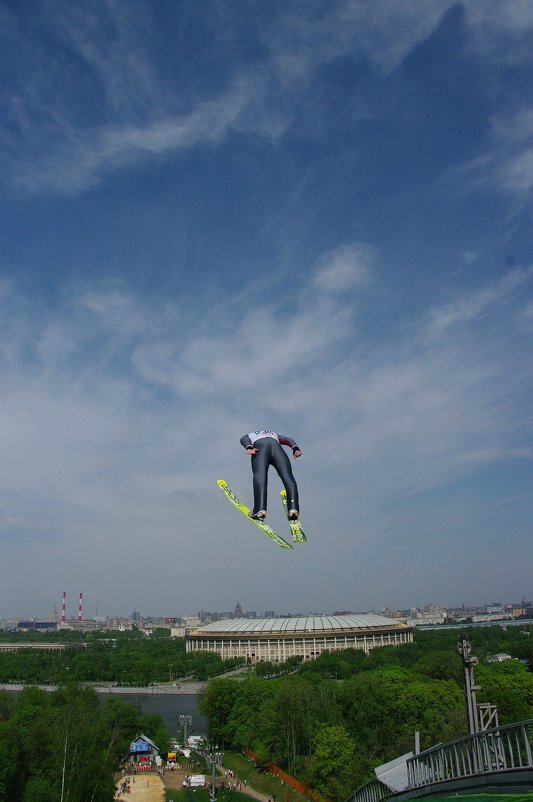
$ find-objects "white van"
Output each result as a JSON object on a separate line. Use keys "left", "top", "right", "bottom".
{"left": 182, "top": 775, "right": 206, "bottom": 788}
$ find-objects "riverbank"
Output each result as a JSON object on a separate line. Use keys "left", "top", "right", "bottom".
{"left": 0, "top": 681, "right": 207, "bottom": 695}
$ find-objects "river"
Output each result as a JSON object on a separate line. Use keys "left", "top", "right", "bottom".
{"left": 1, "top": 687, "right": 207, "bottom": 735}
{"left": 103, "top": 692, "right": 207, "bottom": 734}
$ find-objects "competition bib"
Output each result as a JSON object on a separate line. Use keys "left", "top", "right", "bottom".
{"left": 249, "top": 430, "right": 279, "bottom": 444}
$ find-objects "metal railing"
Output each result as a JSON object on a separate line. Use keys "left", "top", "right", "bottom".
{"left": 347, "top": 719, "right": 533, "bottom": 802}
{"left": 408, "top": 719, "right": 533, "bottom": 787}
{"left": 346, "top": 778, "right": 390, "bottom": 802}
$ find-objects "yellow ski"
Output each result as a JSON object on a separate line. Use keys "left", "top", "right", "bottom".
{"left": 217, "top": 480, "right": 293, "bottom": 550}
{"left": 280, "top": 490, "right": 307, "bottom": 542}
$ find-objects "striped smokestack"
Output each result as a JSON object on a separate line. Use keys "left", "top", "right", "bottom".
{"left": 61, "top": 591, "right": 66, "bottom": 624}
{"left": 78, "top": 592, "right": 83, "bottom": 622}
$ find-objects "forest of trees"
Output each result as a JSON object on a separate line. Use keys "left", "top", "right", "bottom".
{"left": 3, "top": 625, "right": 533, "bottom": 800}
{"left": 0, "top": 684, "right": 170, "bottom": 801}
{"left": 3, "top": 623, "right": 533, "bottom": 687}
{"left": 0, "top": 629, "right": 244, "bottom": 685}
{"left": 199, "top": 626, "right": 533, "bottom": 800}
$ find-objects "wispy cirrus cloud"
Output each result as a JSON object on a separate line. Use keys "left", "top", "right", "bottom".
{"left": 1, "top": 0, "right": 533, "bottom": 616}
{"left": 425, "top": 265, "right": 533, "bottom": 338}
{"left": 458, "top": 447, "right": 532, "bottom": 464}
{"left": 1, "top": 243, "right": 531, "bottom": 509}
{"left": 449, "top": 108, "right": 533, "bottom": 209}
{"left": 1, "top": 516, "right": 33, "bottom": 529}
{"left": 4, "top": 0, "right": 532, "bottom": 196}
{"left": 488, "top": 109, "right": 533, "bottom": 198}
{"left": 11, "top": 83, "right": 252, "bottom": 193}
{"left": 313, "top": 242, "right": 376, "bottom": 293}
{"left": 0, "top": 237, "right": 531, "bottom": 614}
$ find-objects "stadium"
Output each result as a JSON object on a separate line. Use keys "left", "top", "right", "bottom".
{"left": 185, "top": 613, "right": 412, "bottom": 663}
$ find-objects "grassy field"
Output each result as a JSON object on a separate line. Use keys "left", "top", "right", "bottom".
{"left": 162, "top": 749, "right": 312, "bottom": 802}
{"left": 221, "top": 751, "right": 310, "bottom": 802}
{"left": 165, "top": 790, "right": 247, "bottom": 802}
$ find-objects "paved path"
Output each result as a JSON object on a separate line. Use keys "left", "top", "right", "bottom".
{"left": 162, "top": 764, "right": 271, "bottom": 802}
{"left": 217, "top": 766, "right": 271, "bottom": 802}
{"left": 232, "top": 782, "right": 270, "bottom": 802}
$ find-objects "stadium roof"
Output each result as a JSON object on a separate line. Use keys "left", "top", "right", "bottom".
{"left": 190, "top": 614, "right": 405, "bottom": 635}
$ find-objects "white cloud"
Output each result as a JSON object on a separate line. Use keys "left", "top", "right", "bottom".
{"left": 520, "top": 301, "right": 533, "bottom": 330}
{"left": 465, "top": 0, "right": 533, "bottom": 64}
{"left": 425, "top": 265, "right": 533, "bottom": 338}
{"left": 487, "top": 109, "right": 533, "bottom": 197}
{"left": 1, "top": 516, "right": 33, "bottom": 529}
{"left": 52, "top": 1, "right": 160, "bottom": 116}
{"left": 458, "top": 448, "right": 532, "bottom": 464}
{"left": 313, "top": 242, "right": 376, "bottom": 294}
{"left": 1, "top": 0, "right": 532, "bottom": 614}
{"left": 449, "top": 108, "right": 533, "bottom": 208}
{"left": 0, "top": 251, "right": 532, "bottom": 615}
{"left": 12, "top": 83, "right": 252, "bottom": 193}
{"left": 460, "top": 250, "right": 480, "bottom": 265}
{"left": 1, "top": 249, "right": 530, "bottom": 514}
{"left": 6, "top": 0, "right": 533, "bottom": 196}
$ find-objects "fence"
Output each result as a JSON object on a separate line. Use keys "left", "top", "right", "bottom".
{"left": 347, "top": 719, "right": 533, "bottom": 802}
{"left": 408, "top": 719, "right": 533, "bottom": 787}
{"left": 245, "top": 749, "right": 324, "bottom": 802}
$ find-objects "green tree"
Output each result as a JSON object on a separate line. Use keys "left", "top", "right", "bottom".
{"left": 477, "top": 661, "right": 533, "bottom": 723}
{"left": 252, "top": 677, "right": 340, "bottom": 774}
{"left": 199, "top": 678, "right": 241, "bottom": 746}
{"left": 309, "top": 724, "right": 358, "bottom": 801}
{"left": 226, "top": 677, "right": 275, "bottom": 750}
{"left": 0, "top": 691, "right": 16, "bottom": 721}
{"left": 395, "top": 678, "right": 465, "bottom": 749}
{"left": 0, "top": 717, "right": 25, "bottom": 800}
{"left": 0, "top": 683, "right": 170, "bottom": 801}
{"left": 21, "top": 776, "right": 56, "bottom": 802}
{"left": 340, "top": 667, "right": 410, "bottom": 759}
{"left": 340, "top": 666, "right": 465, "bottom": 761}
{"left": 414, "top": 650, "right": 462, "bottom": 682}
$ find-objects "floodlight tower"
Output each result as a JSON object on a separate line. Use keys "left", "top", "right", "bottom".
{"left": 458, "top": 633, "right": 480, "bottom": 734}
{"left": 457, "top": 633, "right": 499, "bottom": 734}
{"left": 205, "top": 746, "right": 223, "bottom": 802}
{"left": 179, "top": 714, "right": 192, "bottom": 747}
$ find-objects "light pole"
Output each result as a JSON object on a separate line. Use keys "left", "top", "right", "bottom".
{"left": 457, "top": 634, "right": 480, "bottom": 734}
{"left": 179, "top": 714, "right": 192, "bottom": 747}
{"left": 205, "top": 746, "right": 223, "bottom": 802}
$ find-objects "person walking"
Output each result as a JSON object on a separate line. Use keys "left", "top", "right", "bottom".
{"left": 240, "top": 430, "right": 301, "bottom": 520}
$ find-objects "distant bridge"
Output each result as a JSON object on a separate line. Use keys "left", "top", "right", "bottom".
{"left": 415, "top": 617, "right": 533, "bottom": 631}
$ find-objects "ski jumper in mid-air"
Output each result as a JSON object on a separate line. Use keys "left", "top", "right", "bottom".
{"left": 240, "top": 430, "right": 301, "bottom": 520}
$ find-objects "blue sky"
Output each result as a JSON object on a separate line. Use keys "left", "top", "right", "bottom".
{"left": 1, "top": 0, "right": 532, "bottom": 619}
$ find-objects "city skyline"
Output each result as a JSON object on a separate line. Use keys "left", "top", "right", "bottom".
{"left": 2, "top": 591, "right": 532, "bottom": 625}
{"left": 0, "top": 1, "right": 532, "bottom": 618}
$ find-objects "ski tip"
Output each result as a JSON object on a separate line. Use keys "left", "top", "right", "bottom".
{"left": 217, "top": 479, "right": 227, "bottom": 487}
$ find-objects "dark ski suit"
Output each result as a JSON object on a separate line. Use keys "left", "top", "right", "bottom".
{"left": 240, "top": 430, "right": 300, "bottom": 515}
